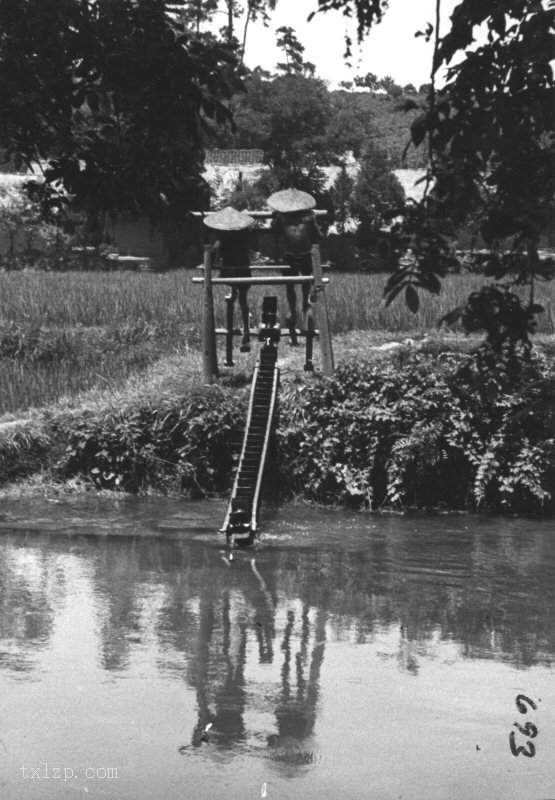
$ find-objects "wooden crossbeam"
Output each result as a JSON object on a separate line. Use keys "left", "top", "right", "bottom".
{"left": 199, "top": 241, "right": 334, "bottom": 382}
{"left": 192, "top": 275, "right": 329, "bottom": 285}
{"left": 195, "top": 263, "right": 330, "bottom": 271}
{"left": 190, "top": 209, "right": 328, "bottom": 219}
{"left": 215, "top": 327, "right": 319, "bottom": 337}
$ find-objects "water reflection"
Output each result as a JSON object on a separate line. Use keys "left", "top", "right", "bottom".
{"left": 0, "top": 538, "right": 63, "bottom": 672}
{"left": 170, "top": 554, "right": 328, "bottom": 767}
{"left": 270, "top": 606, "right": 325, "bottom": 750}
{"left": 0, "top": 502, "right": 554, "bottom": 790}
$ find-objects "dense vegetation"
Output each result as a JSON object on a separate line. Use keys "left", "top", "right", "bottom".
{"left": 325, "top": 0, "right": 554, "bottom": 354}
{"left": 0, "top": 0, "right": 241, "bottom": 232}
{"left": 2, "top": 343, "right": 553, "bottom": 516}
{"left": 213, "top": 72, "right": 429, "bottom": 171}
{"left": 0, "top": 0, "right": 553, "bottom": 516}
{"left": 278, "top": 348, "right": 554, "bottom": 515}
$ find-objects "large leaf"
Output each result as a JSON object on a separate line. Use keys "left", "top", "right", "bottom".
{"left": 405, "top": 285, "right": 419, "bottom": 314}
{"left": 410, "top": 114, "right": 428, "bottom": 148}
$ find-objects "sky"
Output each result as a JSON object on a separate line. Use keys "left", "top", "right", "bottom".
{"left": 241, "top": 0, "right": 459, "bottom": 89}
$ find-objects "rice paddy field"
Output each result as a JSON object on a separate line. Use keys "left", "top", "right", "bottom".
{"left": 1, "top": 268, "right": 554, "bottom": 415}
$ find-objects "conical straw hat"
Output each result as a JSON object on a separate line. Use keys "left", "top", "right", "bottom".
{"left": 203, "top": 206, "right": 254, "bottom": 231}
{"left": 267, "top": 188, "right": 316, "bottom": 213}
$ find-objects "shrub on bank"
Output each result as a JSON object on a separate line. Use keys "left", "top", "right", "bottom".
{"left": 52, "top": 386, "right": 248, "bottom": 496}
{"left": 2, "top": 345, "right": 553, "bottom": 515}
{"left": 0, "top": 422, "right": 51, "bottom": 485}
{"left": 278, "top": 346, "right": 554, "bottom": 515}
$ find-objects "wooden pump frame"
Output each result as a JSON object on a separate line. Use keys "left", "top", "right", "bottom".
{"left": 197, "top": 241, "right": 334, "bottom": 381}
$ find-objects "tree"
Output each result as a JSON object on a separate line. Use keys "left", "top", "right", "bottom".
{"left": 240, "top": 0, "right": 278, "bottom": 59}
{"left": 175, "top": 1, "right": 279, "bottom": 59}
{"left": 0, "top": 0, "right": 243, "bottom": 241}
{"left": 327, "top": 92, "right": 378, "bottom": 158}
{"left": 175, "top": 0, "right": 219, "bottom": 33}
{"left": 379, "top": 75, "right": 396, "bottom": 93}
{"left": 330, "top": 165, "right": 355, "bottom": 234}
{"left": 275, "top": 26, "right": 313, "bottom": 75}
{"left": 259, "top": 73, "right": 331, "bottom": 189}
{"left": 178, "top": 0, "right": 242, "bottom": 46}
{"left": 354, "top": 72, "right": 378, "bottom": 90}
{"left": 224, "top": 169, "right": 280, "bottom": 210}
{"left": 213, "top": 74, "right": 427, "bottom": 168}
{"left": 351, "top": 143, "right": 405, "bottom": 241}
{"left": 227, "top": 71, "right": 338, "bottom": 192}
{"left": 315, "top": 0, "right": 555, "bottom": 351}
{"left": 221, "top": 0, "right": 242, "bottom": 43}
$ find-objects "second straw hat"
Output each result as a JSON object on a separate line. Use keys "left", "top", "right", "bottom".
{"left": 203, "top": 206, "right": 254, "bottom": 231}
{"left": 267, "top": 188, "right": 316, "bottom": 213}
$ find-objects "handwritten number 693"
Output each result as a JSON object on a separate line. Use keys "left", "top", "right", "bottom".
{"left": 509, "top": 695, "right": 538, "bottom": 758}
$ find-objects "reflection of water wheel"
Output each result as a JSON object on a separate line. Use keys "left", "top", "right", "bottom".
{"left": 227, "top": 507, "right": 254, "bottom": 547}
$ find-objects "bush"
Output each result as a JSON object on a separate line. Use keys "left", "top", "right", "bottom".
{"left": 352, "top": 143, "right": 405, "bottom": 244}
{"left": 53, "top": 386, "right": 248, "bottom": 496}
{"left": 3, "top": 342, "right": 553, "bottom": 517}
{"left": 277, "top": 346, "right": 554, "bottom": 514}
{"left": 0, "top": 183, "right": 71, "bottom": 270}
{"left": 0, "top": 423, "right": 51, "bottom": 484}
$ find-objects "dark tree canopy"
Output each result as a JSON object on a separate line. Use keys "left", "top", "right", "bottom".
{"left": 0, "top": 0, "right": 243, "bottom": 228}
{"left": 217, "top": 70, "right": 338, "bottom": 192}
{"left": 242, "top": 72, "right": 333, "bottom": 190}
{"left": 352, "top": 143, "right": 405, "bottom": 240}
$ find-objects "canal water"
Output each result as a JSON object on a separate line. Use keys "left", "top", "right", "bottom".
{"left": 0, "top": 496, "right": 553, "bottom": 800}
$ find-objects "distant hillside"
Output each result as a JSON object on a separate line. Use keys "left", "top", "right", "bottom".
{"left": 211, "top": 74, "right": 430, "bottom": 173}
{"left": 330, "top": 90, "right": 429, "bottom": 170}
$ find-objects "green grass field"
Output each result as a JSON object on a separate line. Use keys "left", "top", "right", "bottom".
{"left": 1, "top": 269, "right": 553, "bottom": 415}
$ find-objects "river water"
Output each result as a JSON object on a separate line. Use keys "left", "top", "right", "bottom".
{"left": 0, "top": 496, "right": 553, "bottom": 800}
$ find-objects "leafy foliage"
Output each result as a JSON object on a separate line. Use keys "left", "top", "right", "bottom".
{"left": 2, "top": 342, "right": 553, "bottom": 515}
{"left": 53, "top": 387, "right": 248, "bottom": 495}
{"left": 0, "top": 185, "right": 71, "bottom": 269}
{"left": 329, "top": 89, "right": 430, "bottom": 167}
{"left": 316, "top": 0, "right": 555, "bottom": 352}
{"left": 0, "top": 424, "right": 51, "bottom": 485}
{"left": 224, "top": 169, "right": 281, "bottom": 210}
{"left": 330, "top": 166, "right": 355, "bottom": 235}
{"left": 275, "top": 25, "right": 315, "bottom": 76}
{"left": 352, "top": 143, "right": 405, "bottom": 241}
{"left": 278, "top": 347, "right": 554, "bottom": 514}
{"left": 220, "top": 76, "right": 429, "bottom": 170}
{"left": 353, "top": 72, "right": 379, "bottom": 90}
{"left": 225, "top": 70, "right": 334, "bottom": 191}
{"left": 0, "top": 0, "right": 243, "bottom": 229}
{"left": 213, "top": 69, "right": 427, "bottom": 208}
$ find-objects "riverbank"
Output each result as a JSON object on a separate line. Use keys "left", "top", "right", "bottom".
{"left": 1, "top": 331, "right": 553, "bottom": 515}
{"left": 2, "top": 269, "right": 554, "bottom": 414}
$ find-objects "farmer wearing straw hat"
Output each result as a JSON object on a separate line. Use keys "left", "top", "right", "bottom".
{"left": 204, "top": 206, "right": 254, "bottom": 353}
{"left": 267, "top": 189, "right": 321, "bottom": 346}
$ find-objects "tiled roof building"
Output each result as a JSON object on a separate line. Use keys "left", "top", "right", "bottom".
{"left": 205, "top": 149, "right": 263, "bottom": 166}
